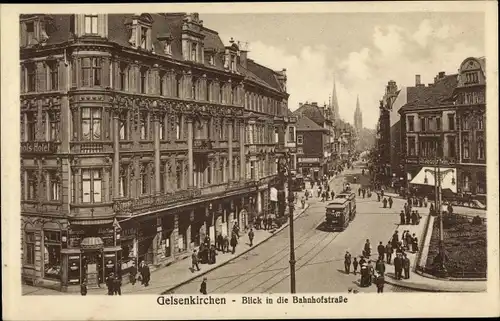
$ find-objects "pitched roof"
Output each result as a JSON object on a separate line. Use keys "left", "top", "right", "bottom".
{"left": 247, "top": 59, "right": 282, "bottom": 91}
{"left": 293, "top": 103, "right": 326, "bottom": 126}
{"left": 401, "top": 74, "right": 458, "bottom": 111}
{"left": 295, "top": 114, "right": 327, "bottom": 131}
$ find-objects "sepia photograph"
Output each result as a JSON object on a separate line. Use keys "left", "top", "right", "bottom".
{"left": 2, "top": 2, "right": 499, "bottom": 320}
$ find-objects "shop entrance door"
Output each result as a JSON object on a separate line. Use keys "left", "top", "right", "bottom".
{"left": 83, "top": 252, "right": 101, "bottom": 289}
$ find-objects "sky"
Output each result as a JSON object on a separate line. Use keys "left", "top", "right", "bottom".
{"left": 201, "top": 12, "right": 485, "bottom": 129}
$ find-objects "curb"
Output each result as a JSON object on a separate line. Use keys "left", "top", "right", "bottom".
{"left": 160, "top": 203, "right": 311, "bottom": 294}
{"left": 384, "top": 277, "right": 486, "bottom": 293}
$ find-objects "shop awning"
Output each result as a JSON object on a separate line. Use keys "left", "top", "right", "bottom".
{"left": 410, "top": 166, "right": 457, "bottom": 193}
{"left": 80, "top": 237, "right": 104, "bottom": 250}
{"left": 71, "top": 219, "right": 114, "bottom": 225}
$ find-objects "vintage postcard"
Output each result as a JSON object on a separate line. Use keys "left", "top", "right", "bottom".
{"left": 1, "top": 2, "right": 499, "bottom": 320}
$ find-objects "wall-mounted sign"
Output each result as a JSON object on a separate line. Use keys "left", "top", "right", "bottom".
{"left": 299, "top": 157, "right": 320, "bottom": 163}
{"left": 21, "top": 142, "right": 58, "bottom": 154}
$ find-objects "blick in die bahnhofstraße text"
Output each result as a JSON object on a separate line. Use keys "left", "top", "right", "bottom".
{"left": 157, "top": 295, "right": 349, "bottom": 306}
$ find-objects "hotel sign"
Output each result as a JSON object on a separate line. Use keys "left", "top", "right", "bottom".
{"left": 21, "top": 142, "right": 58, "bottom": 154}
{"left": 299, "top": 157, "right": 320, "bottom": 163}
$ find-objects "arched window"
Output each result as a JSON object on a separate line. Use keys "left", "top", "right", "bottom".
{"left": 476, "top": 172, "right": 486, "bottom": 194}
{"left": 477, "top": 140, "right": 485, "bottom": 160}
{"left": 461, "top": 172, "right": 471, "bottom": 192}
{"left": 462, "top": 135, "right": 470, "bottom": 159}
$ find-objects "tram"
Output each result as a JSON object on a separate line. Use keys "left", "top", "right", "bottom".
{"left": 324, "top": 192, "right": 357, "bottom": 231}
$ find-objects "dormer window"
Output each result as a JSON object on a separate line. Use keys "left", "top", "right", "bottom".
{"left": 209, "top": 54, "right": 215, "bottom": 66}
{"left": 140, "top": 28, "right": 147, "bottom": 49}
{"left": 231, "top": 56, "right": 236, "bottom": 71}
{"left": 84, "top": 14, "right": 98, "bottom": 35}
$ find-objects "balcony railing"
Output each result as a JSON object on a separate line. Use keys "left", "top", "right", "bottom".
{"left": 70, "top": 141, "right": 113, "bottom": 154}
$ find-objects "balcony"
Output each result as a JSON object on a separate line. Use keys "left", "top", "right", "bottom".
{"left": 193, "top": 139, "right": 213, "bottom": 155}
{"left": 113, "top": 188, "right": 202, "bottom": 216}
{"left": 70, "top": 141, "right": 113, "bottom": 154}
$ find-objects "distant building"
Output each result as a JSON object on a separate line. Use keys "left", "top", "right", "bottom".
{"left": 354, "top": 95, "right": 363, "bottom": 132}
{"left": 294, "top": 114, "right": 330, "bottom": 180}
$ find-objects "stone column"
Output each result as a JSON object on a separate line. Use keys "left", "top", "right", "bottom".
{"left": 257, "top": 190, "right": 262, "bottom": 215}
{"left": 228, "top": 120, "right": 233, "bottom": 181}
{"left": 154, "top": 112, "right": 161, "bottom": 193}
{"left": 188, "top": 210, "right": 194, "bottom": 251}
{"left": 153, "top": 216, "right": 162, "bottom": 265}
{"left": 171, "top": 214, "right": 178, "bottom": 259}
{"left": 239, "top": 119, "right": 246, "bottom": 179}
{"left": 187, "top": 117, "right": 194, "bottom": 187}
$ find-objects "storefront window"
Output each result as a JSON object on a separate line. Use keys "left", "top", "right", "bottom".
{"left": 43, "top": 230, "right": 61, "bottom": 280}
{"left": 477, "top": 172, "right": 486, "bottom": 194}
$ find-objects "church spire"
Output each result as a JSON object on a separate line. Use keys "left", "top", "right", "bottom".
{"left": 331, "top": 75, "right": 340, "bottom": 121}
{"left": 354, "top": 95, "right": 363, "bottom": 131}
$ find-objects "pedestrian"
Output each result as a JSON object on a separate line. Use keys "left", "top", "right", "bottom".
{"left": 344, "top": 251, "right": 352, "bottom": 274}
{"left": 317, "top": 186, "right": 322, "bottom": 198}
{"left": 377, "top": 241, "right": 385, "bottom": 261}
{"left": 129, "top": 261, "right": 137, "bottom": 285}
{"left": 394, "top": 254, "right": 403, "bottom": 280}
{"left": 331, "top": 190, "right": 335, "bottom": 200}
{"left": 352, "top": 257, "right": 359, "bottom": 275}
{"left": 377, "top": 192, "right": 381, "bottom": 202}
{"left": 380, "top": 188, "right": 385, "bottom": 198}
{"left": 191, "top": 249, "right": 200, "bottom": 271}
{"left": 141, "top": 261, "right": 151, "bottom": 287}
{"left": 366, "top": 260, "right": 374, "bottom": 285}
{"left": 248, "top": 228, "right": 255, "bottom": 247}
{"left": 424, "top": 196, "right": 428, "bottom": 207}
{"left": 388, "top": 196, "right": 393, "bottom": 209}
{"left": 406, "top": 209, "right": 411, "bottom": 225}
{"left": 362, "top": 188, "right": 366, "bottom": 199}
{"left": 200, "top": 277, "right": 208, "bottom": 295}
{"left": 430, "top": 202, "right": 435, "bottom": 215}
{"left": 363, "top": 239, "right": 371, "bottom": 257}
{"left": 113, "top": 273, "right": 122, "bottom": 296}
{"left": 375, "top": 273, "right": 385, "bottom": 293}
{"left": 385, "top": 241, "right": 393, "bottom": 264}
{"left": 233, "top": 223, "right": 240, "bottom": 239}
{"left": 230, "top": 234, "right": 238, "bottom": 254}
{"left": 80, "top": 279, "right": 88, "bottom": 296}
{"left": 416, "top": 210, "right": 421, "bottom": 225}
{"left": 405, "top": 231, "right": 413, "bottom": 251}
{"left": 210, "top": 244, "right": 217, "bottom": 264}
{"left": 223, "top": 235, "right": 230, "bottom": 253}
{"left": 391, "top": 231, "right": 399, "bottom": 249}
{"left": 448, "top": 203, "right": 454, "bottom": 215}
{"left": 412, "top": 233, "right": 419, "bottom": 253}
{"left": 360, "top": 263, "right": 368, "bottom": 287}
{"left": 382, "top": 197, "right": 388, "bottom": 208}
{"left": 359, "top": 256, "right": 366, "bottom": 267}
{"left": 301, "top": 196, "right": 306, "bottom": 209}
{"left": 375, "top": 257, "right": 386, "bottom": 275}
{"left": 106, "top": 272, "right": 115, "bottom": 295}
{"left": 402, "top": 230, "right": 408, "bottom": 250}
{"left": 358, "top": 188, "right": 362, "bottom": 197}
{"left": 400, "top": 210, "right": 406, "bottom": 225}
{"left": 321, "top": 191, "right": 326, "bottom": 202}
{"left": 403, "top": 253, "right": 411, "bottom": 279}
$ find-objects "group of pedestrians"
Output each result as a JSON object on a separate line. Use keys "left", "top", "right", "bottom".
{"left": 401, "top": 202, "right": 422, "bottom": 225}
{"left": 357, "top": 187, "right": 372, "bottom": 199}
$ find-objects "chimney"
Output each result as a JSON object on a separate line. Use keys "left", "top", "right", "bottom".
{"left": 415, "top": 75, "right": 421, "bottom": 86}
{"left": 438, "top": 71, "right": 445, "bottom": 78}
{"left": 311, "top": 102, "right": 318, "bottom": 106}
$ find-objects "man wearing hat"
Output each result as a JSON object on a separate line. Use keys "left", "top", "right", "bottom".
{"left": 344, "top": 251, "right": 352, "bottom": 274}
{"left": 105, "top": 272, "right": 115, "bottom": 295}
{"left": 375, "top": 272, "right": 385, "bottom": 293}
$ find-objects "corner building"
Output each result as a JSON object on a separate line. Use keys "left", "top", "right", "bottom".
{"left": 20, "top": 13, "right": 292, "bottom": 291}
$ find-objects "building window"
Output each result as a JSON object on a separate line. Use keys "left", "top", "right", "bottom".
{"left": 119, "top": 111, "right": 128, "bottom": 140}
{"left": 477, "top": 140, "right": 485, "bottom": 160}
{"left": 288, "top": 126, "right": 295, "bottom": 142}
{"left": 119, "top": 165, "right": 129, "bottom": 198}
{"left": 436, "top": 117, "right": 441, "bottom": 131}
{"left": 84, "top": 14, "right": 98, "bottom": 35}
{"left": 447, "top": 136, "right": 456, "bottom": 158}
{"left": 191, "top": 43, "right": 197, "bottom": 62}
{"left": 462, "top": 135, "right": 470, "bottom": 159}
{"left": 24, "top": 232, "right": 35, "bottom": 265}
{"left": 48, "top": 112, "right": 59, "bottom": 141}
{"left": 461, "top": 172, "right": 471, "bottom": 192}
{"left": 448, "top": 114, "right": 455, "bottom": 131}
{"left": 465, "top": 72, "right": 479, "bottom": 85}
{"left": 219, "top": 85, "right": 224, "bottom": 104}
{"left": 48, "top": 170, "right": 61, "bottom": 201}
{"left": 26, "top": 111, "right": 37, "bottom": 141}
{"left": 140, "top": 165, "right": 149, "bottom": 195}
{"left": 119, "top": 63, "right": 128, "bottom": 91}
{"left": 26, "top": 22, "right": 35, "bottom": 46}
{"left": 175, "top": 74, "right": 182, "bottom": 98}
{"left": 140, "top": 27, "right": 147, "bottom": 50}
{"left": 408, "top": 137, "right": 416, "bottom": 156}
{"left": 27, "top": 64, "right": 36, "bottom": 92}
{"left": 43, "top": 231, "right": 61, "bottom": 280}
{"left": 477, "top": 172, "right": 486, "bottom": 194}
{"left": 48, "top": 61, "right": 59, "bottom": 91}
{"left": 231, "top": 56, "right": 236, "bottom": 71}
{"left": 461, "top": 117, "right": 469, "bottom": 130}
{"left": 297, "top": 147, "right": 303, "bottom": 154}
{"left": 209, "top": 54, "right": 215, "bottom": 66}
{"left": 159, "top": 72, "right": 165, "bottom": 96}
{"left": 477, "top": 117, "right": 484, "bottom": 130}
{"left": 176, "top": 115, "right": 182, "bottom": 140}
{"left": 81, "top": 108, "right": 102, "bottom": 141}
{"left": 192, "top": 77, "right": 198, "bottom": 100}
{"left": 159, "top": 115, "right": 166, "bottom": 140}
{"left": 176, "top": 164, "right": 182, "bottom": 189}
{"left": 82, "top": 58, "right": 101, "bottom": 87}
{"left": 420, "top": 118, "right": 426, "bottom": 132}
{"left": 26, "top": 170, "right": 37, "bottom": 200}
{"left": 140, "top": 68, "right": 147, "bottom": 94}
{"left": 140, "top": 111, "right": 148, "bottom": 140}
{"left": 250, "top": 161, "right": 255, "bottom": 180}
{"left": 297, "top": 135, "right": 303, "bottom": 145}
{"left": 82, "top": 169, "right": 102, "bottom": 203}
{"left": 218, "top": 121, "right": 224, "bottom": 140}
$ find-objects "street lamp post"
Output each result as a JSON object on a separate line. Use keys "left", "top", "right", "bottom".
{"left": 424, "top": 159, "right": 454, "bottom": 277}
{"left": 279, "top": 152, "right": 296, "bottom": 293}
